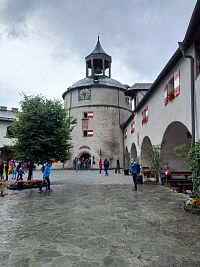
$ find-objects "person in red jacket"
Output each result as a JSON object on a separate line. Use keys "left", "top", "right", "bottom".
{"left": 98, "top": 159, "right": 103, "bottom": 174}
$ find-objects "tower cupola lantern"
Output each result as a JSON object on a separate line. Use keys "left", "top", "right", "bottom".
{"left": 85, "top": 36, "right": 112, "bottom": 79}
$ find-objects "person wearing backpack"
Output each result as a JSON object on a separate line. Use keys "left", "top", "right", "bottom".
{"left": 130, "top": 159, "right": 140, "bottom": 191}
{"left": 104, "top": 158, "right": 110, "bottom": 176}
{"left": 39, "top": 162, "right": 52, "bottom": 192}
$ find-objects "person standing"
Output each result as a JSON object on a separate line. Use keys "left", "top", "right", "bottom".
{"left": 4, "top": 161, "right": 9, "bottom": 181}
{"left": 12, "top": 165, "right": 17, "bottom": 180}
{"left": 98, "top": 159, "right": 103, "bottom": 174}
{"left": 160, "top": 167, "right": 165, "bottom": 185}
{"left": 0, "top": 161, "right": 3, "bottom": 180}
{"left": 77, "top": 158, "right": 81, "bottom": 171}
{"left": 39, "top": 162, "right": 52, "bottom": 192}
{"left": 130, "top": 159, "right": 140, "bottom": 191}
{"left": 115, "top": 158, "right": 120, "bottom": 174}
{"left": 16, "top": 162, "right": 22, "bottom": 180}
{"left": 104, "top": 158, "right": 110, "bottom": 176}
{"left": 75, "top": 158, "right": 79, "bottom": 172}
{"left": 18, "top": 167, "right": 25, "bottom": 180}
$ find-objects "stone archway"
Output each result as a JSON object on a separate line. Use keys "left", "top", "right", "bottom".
{"left": 160, "top": 121, "right": 191, "bottom": 171}
{"left": 140, "top": 136, "right": 152, "bottom": 167}
{"left": 130, "top": 143, "right": 137, "bottom": 160}
{"left": 78, "top": 151, "right": 91, "bottom": 162}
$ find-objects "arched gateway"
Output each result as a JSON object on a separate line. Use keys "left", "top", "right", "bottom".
{"left": 160, "top": 121, "right": 191, "bottom": 171}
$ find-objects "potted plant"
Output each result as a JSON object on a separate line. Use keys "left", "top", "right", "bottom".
{"left": 175, "top": 141, "right": 200, "bottom": 214}
{"left": 144, "top": 144, "right": 161, "bottom": 184}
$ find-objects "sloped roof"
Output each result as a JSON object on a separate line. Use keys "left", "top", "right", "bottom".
{"left": 125, "top": 83, "right": 152, "bottom": 98}
{"left": 130, "top": 83, "right": 152, "bottom": 90}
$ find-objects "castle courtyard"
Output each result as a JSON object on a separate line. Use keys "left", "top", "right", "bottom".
{"left": 0, "top": 170, "right": 200, "bottom": 267}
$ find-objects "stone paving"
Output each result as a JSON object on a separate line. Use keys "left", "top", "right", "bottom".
{"left": 0, "top": 170, "right": 200, "bottom": 267}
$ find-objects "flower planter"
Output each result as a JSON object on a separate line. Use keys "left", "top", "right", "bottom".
{"left": 144, "top": 178, "right": 158, "bottom": 185}
{"left": 144, "top": 181, "right": 158, "bottom": 185}
{"left": 193, "top": 198, "right": 200, "bottom": 208}
{"left": 184, "top": 198, "right": 200, "bottom": 215}
{"left": 7, "top": 179, "right": 44, "bottom": 190}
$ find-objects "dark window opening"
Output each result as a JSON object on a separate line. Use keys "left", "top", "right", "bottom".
{"left": 83, "top": 130, "right": 87, "bottom": 137}
{"left": 6, "top": 126, "right": 14, "bottom": 138}
{"left": 167, "top": 77, "right": 175, "bottom": 101}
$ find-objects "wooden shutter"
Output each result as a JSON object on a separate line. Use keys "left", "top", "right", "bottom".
{"left": 87, "top": 130, "right": 93, "bottom": 137}
{"left": 146, "top": 107, "right": 149, "bottom": 122}
{"left": 131, "top": 121, "right": 135, "bottom": 134}
{"left": 87, "top": 111, "right": 93, "bottom": 118}
{"left": 164, "top": 83, "right": 168, "bottom": 106}
{"left": 124, "top": 129, "right": 127, "bottom": 139}
{"left": 174, "top": 71, "right": 180, "bottom": 96}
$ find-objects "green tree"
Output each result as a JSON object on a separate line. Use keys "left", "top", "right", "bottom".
{"left": 175, "top": 143, "right": 200, "bottom": 197}
{"left": 145, "top": 144, "right": 161, "bottom": 181}
{"left": 10, "top": 95, "right": 76, "bottom": 179}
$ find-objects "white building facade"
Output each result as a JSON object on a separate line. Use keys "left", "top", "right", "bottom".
{"left": 0, "top": 106, "right": 17, "bottom": 160}
{"left": 123, "top": 1, "right": 200, "bottom": 172}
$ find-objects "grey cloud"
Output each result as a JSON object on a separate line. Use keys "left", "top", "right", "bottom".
{"left": 0, "top": 0, "right": 197, "bottom": 81}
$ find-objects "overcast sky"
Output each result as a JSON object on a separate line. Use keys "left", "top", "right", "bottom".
{"left": 0, "top": 0, "right": 197, "bottom": 109}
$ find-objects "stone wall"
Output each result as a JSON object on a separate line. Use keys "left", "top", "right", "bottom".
{"left": 64, "top": 86, "right": 132, "bottom": 168}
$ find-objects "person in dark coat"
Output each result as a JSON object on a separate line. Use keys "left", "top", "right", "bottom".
{"left": 115, "top": 158, "right": 120, "bottom": 174}
{"left": 104, "top": 159, "right": 110, "bottom": 176}
{"left": 0, "top": 161, "right": 3, "bottom": 180}
{"left": 4, "top": 161, "right": 9, "bottom": 181}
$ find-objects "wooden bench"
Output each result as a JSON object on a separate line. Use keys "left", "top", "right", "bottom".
{"left": 165, "top": 171, "right": 192, "bottom": 193}
{"left": 141, "top": 167, "right": 152, "bottom": 178}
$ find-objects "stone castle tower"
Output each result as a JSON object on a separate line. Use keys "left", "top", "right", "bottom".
{"left": 62, "top": 37, "right": 132, "bottom": 168}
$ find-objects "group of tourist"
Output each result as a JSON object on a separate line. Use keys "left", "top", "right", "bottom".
{"left": 0, "top": 160, "right": 26, "bottom": 181}
{"left": 73, "top": 157, "right": 93, "bottom": 171}
{"left": 0, "top": 159, "right": 52, "bottom": 192}
{"left": 98, "top": 158, "right": 121, "bottom": 176}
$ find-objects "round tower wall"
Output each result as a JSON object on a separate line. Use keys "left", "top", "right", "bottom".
{"left": 64, "top": 86, "right": 132, "bottom": 169}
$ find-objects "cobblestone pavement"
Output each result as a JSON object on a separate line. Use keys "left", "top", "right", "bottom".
{"left": 0, "top": 170, "right": 200, "bottom": 267}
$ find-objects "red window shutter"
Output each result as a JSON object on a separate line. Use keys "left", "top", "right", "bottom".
{"left": 164, "top": 83, "right": 168, "bottom": 106}
{"left": 87, "top": 111, "right": 93, "bottom": 118}
{"left": 124, "top": 129, "right": 127, "bottom": 139}
{"left": 146, "top": 107, "right": 149, "bottom": 122}
{"left": 87, "top": 129, "right": 93, "bottom": 137}
{"left": 174, "top": 71, "right": 180, "bottom": 96}
{"left": 131, "top": 121, "right": 135, "bottom": 134}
